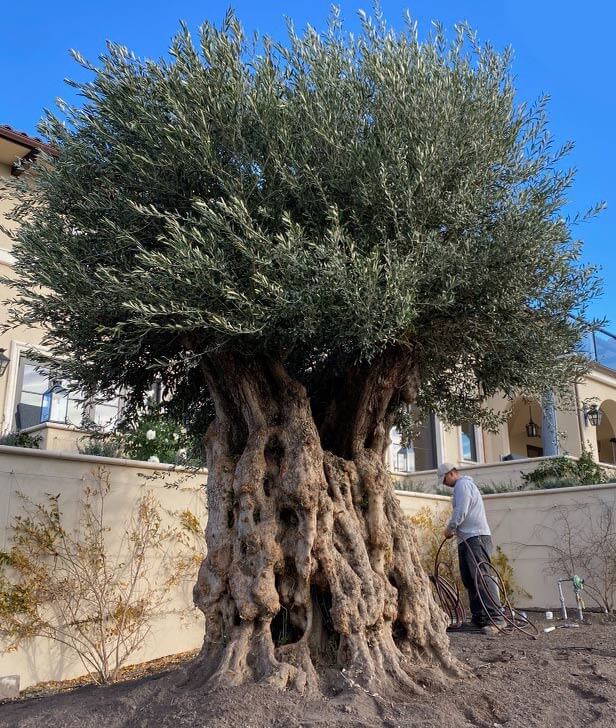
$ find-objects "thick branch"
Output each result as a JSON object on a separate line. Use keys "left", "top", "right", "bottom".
{"left": 317, "top": 346, "right": 419, "bottom": 459}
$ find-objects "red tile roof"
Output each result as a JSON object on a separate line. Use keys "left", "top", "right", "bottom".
{"left": 0, "top": 124, "right": 57, "bottom": 155}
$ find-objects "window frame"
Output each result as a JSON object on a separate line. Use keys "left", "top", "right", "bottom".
{"left": 2, "top": 343, "right": 123, "bottom": 433}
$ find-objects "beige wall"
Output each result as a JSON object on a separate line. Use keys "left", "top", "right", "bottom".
{"left": 0, "top": 447, "right": 207, "bottom": 688}
{"left": 19, "top": 422, "right": 87, "bottom": 453}
{"left": 0, "top": 157, "right": 47, "bottom": 435}
{"left": 397, "top": 482, "right": 616, "bottom": 611}
{"left": 2, "top": 444, "right": 615, "bottom": 688}
{"left": 487, "top": 483, "right": 616, "bottom": 610}
{"left": 0, "top": 239, "right": 46, "bottom": 435}
{"left": 577, "top": 368, "right": 616, "bottom": 463}
{"left": 0, "top": 162, "right": 18, "bottom": 252}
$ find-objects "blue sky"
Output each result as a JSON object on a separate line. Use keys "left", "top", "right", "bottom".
{"left": 1, "top": 1, "right": 614, "bottom": 326}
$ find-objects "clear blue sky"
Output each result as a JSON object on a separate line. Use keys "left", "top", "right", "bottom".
{"left": 1, "top": 1, "right": 614, "bottom": 326}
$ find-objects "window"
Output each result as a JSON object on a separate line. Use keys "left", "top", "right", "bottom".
{"left": 13, "top": 359, "right": 49, "bottom": 429}
{"left": 396, "top": 447, "right": 411, "bottom": 473}
{"left": 12, "top": 356, "right": 121, "bottom": 432}
{"left": 92, "top": 396, "right": 121, "bottom": 431}
{"left": 460, "top": 422, "right": 478, "bottom": 462}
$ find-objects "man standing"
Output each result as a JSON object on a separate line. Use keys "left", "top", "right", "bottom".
{"left": 438, "top": 462, "right": 505, "bottom": 635}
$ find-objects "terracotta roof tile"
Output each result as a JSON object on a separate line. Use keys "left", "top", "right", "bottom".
{"left": 0, "top": 124, "right": 57, "bottom": 155}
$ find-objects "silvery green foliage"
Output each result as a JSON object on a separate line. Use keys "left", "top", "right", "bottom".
{"left": 1, "top": 9, "right": 601, "bottom": 428}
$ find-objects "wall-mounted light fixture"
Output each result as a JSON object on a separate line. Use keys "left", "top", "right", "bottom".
{"left": 584, "top": 404, "right": 603, "bottom": 428}
{"left": 40, "top": 379, "right": 69, "bottom": 424}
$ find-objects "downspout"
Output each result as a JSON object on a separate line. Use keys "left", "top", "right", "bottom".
{"left": 573, "top": 381, "right": 587, "bottom": 455}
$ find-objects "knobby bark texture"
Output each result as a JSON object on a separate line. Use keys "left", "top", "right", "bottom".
{"left": 191, "top": 351, "right": 459, "bottom": 697}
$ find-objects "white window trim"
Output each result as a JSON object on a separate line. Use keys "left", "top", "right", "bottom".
{"left": 0, "top": 249, "right": 16, "bottom": 267}
{"left": 434, "top": 415, "right": 445, "bottom": 466}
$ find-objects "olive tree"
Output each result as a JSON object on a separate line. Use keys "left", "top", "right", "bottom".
{"left": 2, "top": 10, "right": 599, "bottom": 696}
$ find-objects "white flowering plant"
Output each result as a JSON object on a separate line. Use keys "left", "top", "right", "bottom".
{"left": 121, "top": 403, "right": 199, "bottom": 465}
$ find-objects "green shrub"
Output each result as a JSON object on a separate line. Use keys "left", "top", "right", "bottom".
{"left": 478, "top": 481, "right": 521, "bottom": 495}
{"left": 120, "top": 402, "right": 204, "bottom": 466}
{"left": 576, "top": 447, "right": 608, "bottom": 484}
{"left": 522, "top": 446, "right": 606, "bottom": 489}
{"left": 0, "top": 431, "right": 40, "bottom": 449}
{"left": 394, "top": 479, "right": 430, "bottom": 493}
{"left": 78, "top": 437, "right": 123, "bottom": 458}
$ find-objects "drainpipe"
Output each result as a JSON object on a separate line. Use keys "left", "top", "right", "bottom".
{"left": 573, "top": 382, "right": 587, "bottom": 455}
{"left": 541, "top": 390, "right": 559, "bottom": 456}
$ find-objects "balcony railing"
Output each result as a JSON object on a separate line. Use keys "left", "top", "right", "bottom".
{"left": 582, "top": 328, "right": 616, "bottom": 372}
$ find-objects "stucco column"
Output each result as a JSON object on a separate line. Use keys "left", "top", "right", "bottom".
{"left": 541, "top": 390, "right": 559, "bottom": 456}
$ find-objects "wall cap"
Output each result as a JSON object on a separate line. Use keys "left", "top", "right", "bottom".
{"left": 394, "top": 481, "right": 616, "bottom": 501}
{"left": 0, "top": 444, "right": 208, "bottom": 474}
{"left": 394, "top": 489, "right": 451, "bottom": 502}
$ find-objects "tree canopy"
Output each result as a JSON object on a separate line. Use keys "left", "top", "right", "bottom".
{"left": 2, "top": 9, "right": 600, "bottom": 428}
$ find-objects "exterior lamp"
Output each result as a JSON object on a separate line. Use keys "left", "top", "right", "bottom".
{"left": 525, "top": 406, "right": 540, "bottom": 439}
{"left": 40, "top": 379, "right": 69, "bottom": 424}
{"left": 584, "top": 404, "right": 603, "bottom": 428}
{"left": 0, "top": 348, "right": 10, "bottom": 378}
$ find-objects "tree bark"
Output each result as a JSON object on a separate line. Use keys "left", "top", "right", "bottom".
{"left": 191, "top": 352, "right": 459, "bottom": 696}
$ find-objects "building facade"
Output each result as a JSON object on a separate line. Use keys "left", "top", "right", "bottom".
{"left": 0, "top": 125, "right": 122, "bottom": 451}
{"left": 388, "top": 341, "right": 616, "bottom": 482}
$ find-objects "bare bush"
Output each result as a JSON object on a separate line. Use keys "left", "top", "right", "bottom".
{"left": 544, "top": 501, "right": 616, "bottom": 613}
{"left": 0, "top": 467, "right": 204, "bottom": 683}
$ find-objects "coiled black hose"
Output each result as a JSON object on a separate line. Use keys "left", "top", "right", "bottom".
{"left": 430, "top": 537, "right": 538, "bottom": 637}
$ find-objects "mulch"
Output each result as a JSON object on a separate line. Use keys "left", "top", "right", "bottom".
{"left": 2, "top": 617, "right": 616, "bottom": 727}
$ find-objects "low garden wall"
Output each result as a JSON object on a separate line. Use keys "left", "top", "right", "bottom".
{"left": 2, "top": 445, "right": 615, "bottom": 688}
{"left": 0, "top": 446, "right": 207, "bottom": 689}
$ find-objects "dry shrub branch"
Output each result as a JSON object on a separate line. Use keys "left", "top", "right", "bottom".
{"left": 0, "top": 467, "right": 204, "bottom": 684}
{"left": 544, "top": 501, "right": 616, "bottom": 613}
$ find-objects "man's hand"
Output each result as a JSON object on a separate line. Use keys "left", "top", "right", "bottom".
{"left": 443, "top": 527, "right": 454, "bottom": 540}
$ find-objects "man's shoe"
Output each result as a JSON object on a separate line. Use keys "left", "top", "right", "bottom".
{"left": 480, "top": 624, "right": 502, "bottom": 636}
{"left": 451, "top": 621, "right": 482, "bottom": 632}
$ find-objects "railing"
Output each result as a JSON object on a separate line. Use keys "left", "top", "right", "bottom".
{"left": 582, "top": 328, "right": 616, "bottom": 372}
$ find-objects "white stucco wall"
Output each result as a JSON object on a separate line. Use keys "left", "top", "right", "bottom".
{"left": 398, "top": 482, "right": 616, "bottom": 611}
{"left": 0, "top": 447, "right": 207, "bottom": 688}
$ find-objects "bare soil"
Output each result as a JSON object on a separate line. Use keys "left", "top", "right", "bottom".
{"left": 2, "top": 617, "right": 616, "bottom": 727}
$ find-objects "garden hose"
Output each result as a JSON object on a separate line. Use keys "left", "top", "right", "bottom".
{"left": 430, "top": 537, "right": 538, "bottom": 637}
{"left": 429, "top": 538, "right": 466, "bottom": 629}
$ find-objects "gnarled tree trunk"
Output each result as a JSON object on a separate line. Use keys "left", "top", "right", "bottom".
{"left": 191, "top": 351, "right": 459, "bottom": 696}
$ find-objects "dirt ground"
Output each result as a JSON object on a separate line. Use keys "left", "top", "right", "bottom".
{"left": 2, "top": 617, "right": 616, "bottom": 727}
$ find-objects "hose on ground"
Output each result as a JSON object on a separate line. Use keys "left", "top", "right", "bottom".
{"left": 429, "top": 537, "right": 538, "bottom": 637}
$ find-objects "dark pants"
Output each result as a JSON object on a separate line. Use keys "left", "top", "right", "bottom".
{"left": 458, "top": 535, "right": 503, "bottom": 626}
